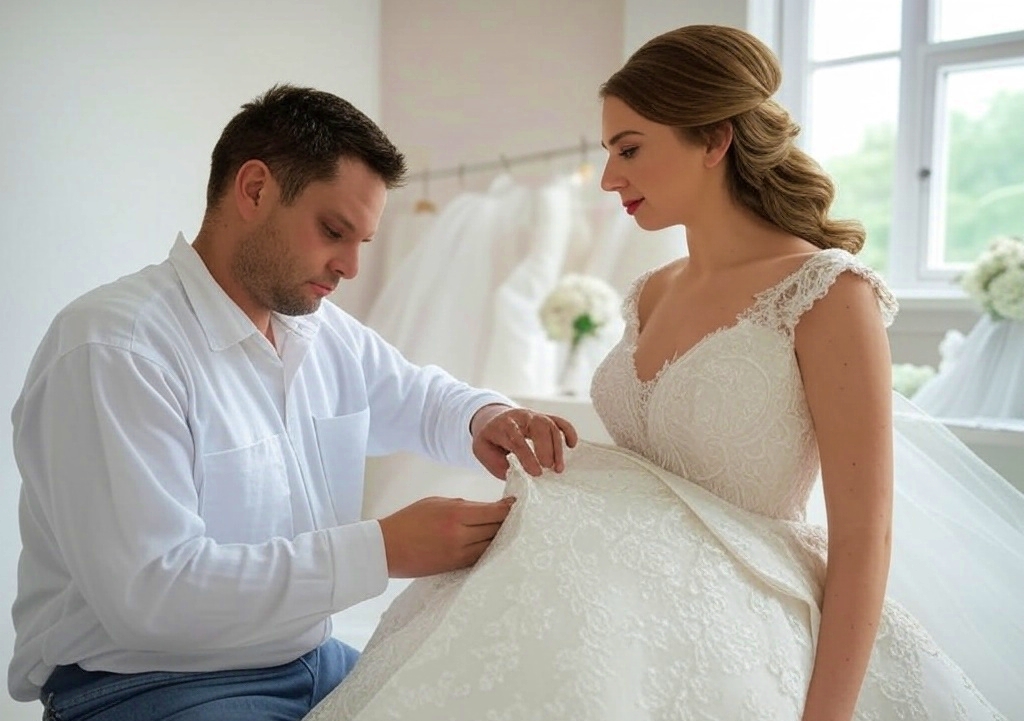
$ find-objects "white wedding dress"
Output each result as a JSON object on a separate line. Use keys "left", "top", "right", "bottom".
{"left": 307, "top": 250, "right": 1021, "bottom": 721}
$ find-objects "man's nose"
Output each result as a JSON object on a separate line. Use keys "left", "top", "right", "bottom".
{"left": 331, "top": 244, "right": 359, "bottom": 280}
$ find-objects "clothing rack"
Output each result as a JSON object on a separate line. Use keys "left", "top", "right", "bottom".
{"left": 404, "top": 138, "right": 605, "bottom": 185}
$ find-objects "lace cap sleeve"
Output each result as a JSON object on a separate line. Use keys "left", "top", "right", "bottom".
{"left": 751, "top": 248, "right": 899, "bottom": 336}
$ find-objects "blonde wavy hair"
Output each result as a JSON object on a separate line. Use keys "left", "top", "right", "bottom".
{"left": 600, "top": 25, "right": 864, "bottom": 254}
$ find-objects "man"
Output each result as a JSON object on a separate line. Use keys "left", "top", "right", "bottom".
{"left": 9, "top": 84, "right": 577, "bottom": 720}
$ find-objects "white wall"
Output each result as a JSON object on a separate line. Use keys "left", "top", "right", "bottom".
{"left": 380, "top": 0, "right": 623, "bottom": 184}
{"left": 375, "top": 0, "right": 751, "bottom": 175}
{"left": 623, "top": 0, "right": 750, "bottom": 56}
{"left": 0, "top": 1, "right": 380, "bottom": 718}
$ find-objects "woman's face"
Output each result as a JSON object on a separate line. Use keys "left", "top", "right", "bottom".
{"left": 600, "top": 96, "right": 711, "bottom": 231}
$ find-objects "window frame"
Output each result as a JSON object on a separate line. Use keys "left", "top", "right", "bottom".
{"left": 774, "top": 0, "right": 1024, "bottom": 295}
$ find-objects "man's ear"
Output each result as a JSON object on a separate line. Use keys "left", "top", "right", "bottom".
{"left": 234, "top": 160, "right": 274, "bottom": 220}
{"left": 704, "top": 121, "right": 733, "bottom": 168}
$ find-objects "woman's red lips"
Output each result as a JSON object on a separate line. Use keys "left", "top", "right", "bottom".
{"left": 625, "top": 199, "right": 643, "bottom": 215}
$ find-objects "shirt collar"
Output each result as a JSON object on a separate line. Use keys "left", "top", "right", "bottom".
{"left": 169, "top": 233, "right": 322, "bottom": 352}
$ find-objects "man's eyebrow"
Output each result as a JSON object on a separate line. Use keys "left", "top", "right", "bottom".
{"left": 601, "top": 130, "right": 644, "bottom": 149}
{"left": 325, "top": 211, "right": 355, "bottom": 232}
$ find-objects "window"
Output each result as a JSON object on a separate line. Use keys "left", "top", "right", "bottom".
{"left": 778, "top": 0, "right": 1024, "bottom": 291}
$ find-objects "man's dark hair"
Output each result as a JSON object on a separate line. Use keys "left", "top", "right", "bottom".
{"left": 206, "top": 84, "right": 407, "bottom": 208}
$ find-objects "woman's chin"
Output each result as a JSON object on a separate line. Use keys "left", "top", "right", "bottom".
{"left": 633, "top": 214, "right": 671, "bottom": 232}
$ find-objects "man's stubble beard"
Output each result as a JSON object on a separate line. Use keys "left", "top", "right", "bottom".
{"left": 233, "top": 217, "right": 319, "bottom": 317}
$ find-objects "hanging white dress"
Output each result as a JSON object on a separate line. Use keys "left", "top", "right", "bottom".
{"left": 308, "top": 250, "right": 1022, "bottom": 721}
{"left": 365, "top": 174, "right": 532, "bottom": 382}
{"left": 382, "top": 198, "right": 437, "bottom": 281}
{"left": 478, "top": 173, "right": 576, "bottom": 396}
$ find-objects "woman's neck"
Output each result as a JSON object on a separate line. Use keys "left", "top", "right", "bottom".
{"left": 682, "top": 199, "right": 799, "bottom": 275}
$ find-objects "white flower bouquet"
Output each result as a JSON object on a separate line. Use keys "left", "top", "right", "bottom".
{"left": 538, "top": 274, "right": 621, "bottom": 349}
{"left": 891, "top": 363, "right": 936, "bottom": 398}
{"left": 959, "top": 236, "right": 1024, "bottom": 321}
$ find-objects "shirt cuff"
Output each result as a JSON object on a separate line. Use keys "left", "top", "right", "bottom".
{"left": 326, "top": 519, "right": 389, "bottom": 612}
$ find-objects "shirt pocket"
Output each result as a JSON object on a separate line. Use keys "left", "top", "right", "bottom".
{"left": 313, "top": 407, "right": 370, "bottom": 525}
{"left": 199, "top": 434, "right": 292, "bottom": 544}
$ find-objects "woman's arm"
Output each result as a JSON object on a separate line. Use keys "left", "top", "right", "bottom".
{"left": 793, "top": 271, "right": 894, "bottom": 721}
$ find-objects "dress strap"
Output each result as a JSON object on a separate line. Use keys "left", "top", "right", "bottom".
{"left": 744, "top": 248, "right": 899, "bottom": 339}
{"left": 620, "top": 265, "right": 663, "bottom": 338}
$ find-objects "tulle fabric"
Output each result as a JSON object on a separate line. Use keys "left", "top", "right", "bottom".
{"left": 913, "top": 315, "right": 1024, "bottom": 422}
{"left": 807, "top": 391, "right": 1024, "bottom": 716}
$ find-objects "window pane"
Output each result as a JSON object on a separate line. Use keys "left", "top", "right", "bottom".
{"left": 810, "top": 0, "right": 901, "bottom": 61}
{"left": 935, "top": 0, "right": 1024, "bottom": 42}
{"left": 934, "top": 63, "right": 1024, "bottom": 265}
{"left": 807, "top": 60, "right": 900, "bottom": 273}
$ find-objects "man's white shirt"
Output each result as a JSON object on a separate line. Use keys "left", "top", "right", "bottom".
{"left": 8, "top": 234, "right": 510, "bottom": 701}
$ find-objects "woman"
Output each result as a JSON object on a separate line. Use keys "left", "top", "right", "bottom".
{"left": 306, "top": 25, "right": 1022, "bottom": 721}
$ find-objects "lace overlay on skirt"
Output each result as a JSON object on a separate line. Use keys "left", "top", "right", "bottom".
{"left": 304, "top": 250, "right": 1010, "bottom": 721}
{"left": 306, "top": 445, "right": 1001, "bottom": 721}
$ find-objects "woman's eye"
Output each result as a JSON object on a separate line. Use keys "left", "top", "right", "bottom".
{"left": 619, "top": 146, "right": 638, "bottom": 159}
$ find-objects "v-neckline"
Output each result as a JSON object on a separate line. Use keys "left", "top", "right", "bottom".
{"left": 631, "top": 320, "right": 749, "bottom": 387}
{"left": 629, "top": 250, "right": 831, "bottom": 386}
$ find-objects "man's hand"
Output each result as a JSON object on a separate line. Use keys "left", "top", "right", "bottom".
{"left": 470, "top": 404, "right": 579, "bottom": 479}
{"left": 378, "top": 496, "right": 516, "bottom": 577}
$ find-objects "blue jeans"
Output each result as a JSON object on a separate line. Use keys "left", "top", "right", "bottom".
{"left": 40, "top": 639, "right": 359, "bottom": 721}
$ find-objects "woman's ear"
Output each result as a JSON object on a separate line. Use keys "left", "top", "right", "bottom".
{"left": 704, "top": 121, "right": 733, "bottom": 168}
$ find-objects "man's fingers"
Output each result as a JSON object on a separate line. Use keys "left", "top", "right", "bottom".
{"left": 508, "top": 438, "right": 543, "bottom": 476}
{"left": 519, "top": 414, "right": 576, "bottom": 473}
{"left": 381, "top": 494, "right": 522, "bottom": 578}
{"left": 476, "top": 443, "right": 511, "bottom": 480}
{"left": 460, "top": 520, "right": 505, "bottom": 545}
{"left": 485, "top": 457, "right": 511, "bottom": 480}
{"left": 459, "top": 497, "right": 516, "bottom": 525}
{"left": 460, "top": 537, "right": 496, "bottom": 565}
{"left": 526, "top": 419, "right": 558, "bottom": 471}
{"left": 472, "top": 409, "right": 579, "bottom": 479}
{"left": 550, "top": 414, "right": 579, "bottom": 448}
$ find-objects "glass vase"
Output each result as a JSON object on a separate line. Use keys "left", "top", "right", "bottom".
{"left": 558, "top": 342, "right": 587, "bottom": 396}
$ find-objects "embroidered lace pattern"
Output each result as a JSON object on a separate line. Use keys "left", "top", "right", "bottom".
{"left": 304, "top": 250, "right": 1003, "bottom": 721}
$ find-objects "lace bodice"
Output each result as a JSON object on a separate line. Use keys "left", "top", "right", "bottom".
{"left": 591, "top": 249, "right": 898, "bottom": 521}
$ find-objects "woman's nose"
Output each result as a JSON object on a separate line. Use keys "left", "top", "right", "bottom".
{"left": 600, "top": 160, "right": 625, "bottom": 192}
